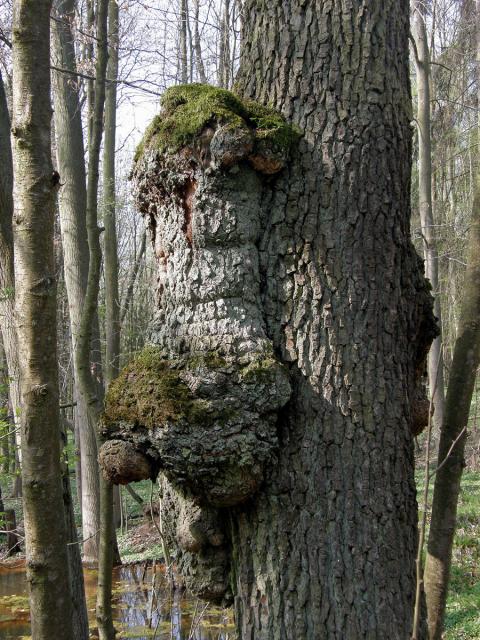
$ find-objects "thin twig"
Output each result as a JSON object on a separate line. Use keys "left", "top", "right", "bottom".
{"left": 428, "top": 426, "right": 468, "bottom": 482}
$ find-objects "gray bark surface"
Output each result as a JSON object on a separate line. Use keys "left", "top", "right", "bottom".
{"left": 101, "top": 2, "right": 437, "bottom": 638}
{"left": 0, "top": 68, "right": 21, "bottom": 462}
{"left": 411, "top": 1, "right": 446, "bottom": 446}
{"left": 51, "top": 0, "right": 101, "bottom": 567}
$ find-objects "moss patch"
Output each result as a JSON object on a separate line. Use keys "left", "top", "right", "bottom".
{"left": 134, "top": 83, "right": 300, "bottom": 162}
{"left": 240, "top": 356, "right": 283, "bottom": 384}
{"left": 104, "top": 346, "right": 195, "bottom": 429}
{"left": 104, "top": 347, "right": 235, "bottom": 430}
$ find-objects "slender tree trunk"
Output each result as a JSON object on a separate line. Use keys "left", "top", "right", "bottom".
{"left": 0, "top": 338, "right": 10, "bottom": 474}
{"left": 218, "top": 0, "right": 230, "bottom": 88}
{"left": 179, "top": 0, "right": 188, "bottom": 84}
{"left": 0, "top": 68, "right": 22, "bottom": 470}
{"left": 96, "top": 2, "right": 120, "bottom": 638}
{"left": 60, "top": 419, "right": 90, "bottom": 640}
{"left": 11, "top": 0, "right": 74, "bottom": 636}
{"left": 411, "top": 0, "right": 446, "bottom": 445}
{"left": 193, "top": 0, "right": 207, "bottom": 83}
{"left": 77, "top": 0, "right": 108, "bottom": 423}
{"left": 51, "top": 0, "right": 101, "bottom": 567}
{"left": 423, "top": 3, "right": 480, "bottom": 636}
{"left": 120, "top": 230, "right": 146, "bottom": 327}
{"left": 104, "top": 0, "right": 121, "bottom": 388}
{"left": 74, "top": 0, "right": 109, "bottom": 569}
{"left": 50, "top": 6, "right": 91, "bottom": 627}
{"left": 0, "top": 480, "right": 4, "bottom": 534}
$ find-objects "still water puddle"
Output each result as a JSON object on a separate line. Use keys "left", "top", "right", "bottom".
{"left": 0, "top": 562, "right": 234, "bottom": 639}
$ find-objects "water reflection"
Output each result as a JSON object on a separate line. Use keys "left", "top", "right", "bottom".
{"left": 0, "top": 562, "right": 234, "bottom": 640}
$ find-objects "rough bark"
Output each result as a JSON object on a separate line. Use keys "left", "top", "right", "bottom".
{"left": 423, "top": 2, "right": 480, "bottom": 635}
{"left": 228, "top": 7, "right": 434, "bottom": 637}
{"left": 411, "top": 0, "right": 446, "bottom": 445}
{"left": 100, "top": 2, "right": 437, "bottom": 638}
{"left": 51, "top": 0, "right": 101, "bottom": 567}
{"left": 11, "top": 0, "right": 74, "bottom": 637}
{"left": 0, "top": 68, "right": 21, "bottom": 467}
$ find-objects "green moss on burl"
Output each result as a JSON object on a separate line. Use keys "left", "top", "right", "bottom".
{"left": 104, "top": 346, "right": 235, "bottom": 430}
{"left": 104, "top": 347, "right": 193, "bottom": 428}
{"left": 185, "top": 351, "right": 227, "bottom": 370}
{"left": 134, "top": 83, "right": 300, "bottom": 162}
{"left": 240, "top": 356, "right": 284, "bottom": 384}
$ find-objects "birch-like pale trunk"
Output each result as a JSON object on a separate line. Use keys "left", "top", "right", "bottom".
{"left": 12, "top": 0, "right": 73, "bottom": 636}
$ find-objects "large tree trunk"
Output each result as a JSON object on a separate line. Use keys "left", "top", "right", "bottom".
{"left": 229, "top": 4, "right": 434, "bottom": 636}
{"left": 411, "top": 0, "right": 446, "bottom": 445}
{"left": 11, "top": 0, "right": 74, "bottom": 637}
{"left": 423, "top": 2, "right": 480, "bottom": 636}
{"left": 0, "top": 68, "right": 22, "bottom": 473}
{"left": 51, "top": 0, "right": 101, "bottom": 567}
{"left": 99, "top": 2, "right": 436, "bottom": 638}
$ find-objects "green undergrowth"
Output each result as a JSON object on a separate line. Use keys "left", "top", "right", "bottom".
{"left": 416, "top": 470, "right": 480, "bottom": 639}
{"left": 134, "top": 83, "right": 300, "bottom": 162}
{"left": 116, "top": 531, "right": 164, "bottom": 565}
